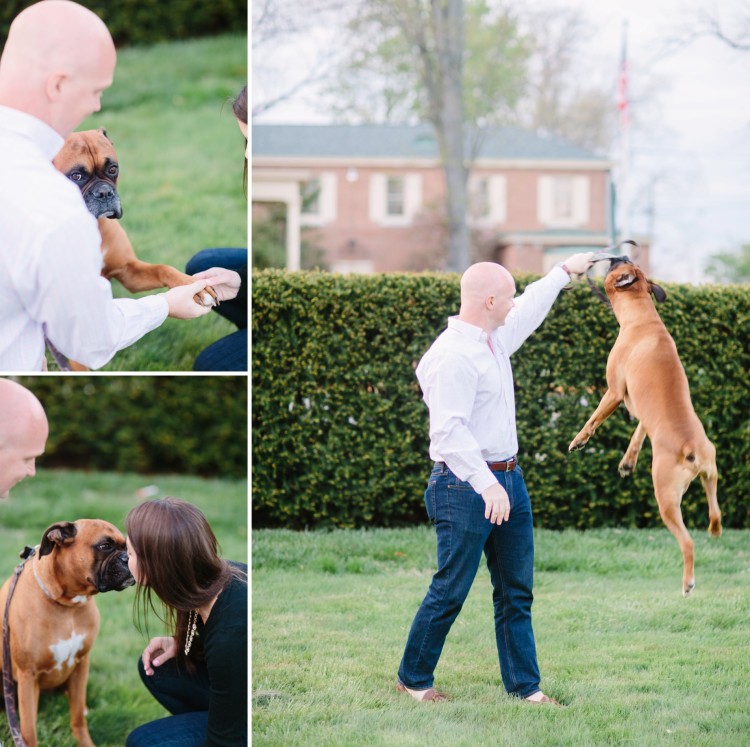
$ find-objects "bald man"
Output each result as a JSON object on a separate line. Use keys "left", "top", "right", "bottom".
{"left": 0, "top": 379, "right": 48, "bottom": 499}
{"left": 397, "top": 253, "right": 594, "bottom": 706}
{"left": 0, "top": 1, "right": 238, "bottom": 371}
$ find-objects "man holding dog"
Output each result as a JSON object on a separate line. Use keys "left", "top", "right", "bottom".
{"left": 397, "top": 253, "right": 594, "bottom": 705}
{"left": 0, "top": 378, "right": 48, "bottom": 499}
{"left": 0, "top": 0, "right": 240, "bottom": 371}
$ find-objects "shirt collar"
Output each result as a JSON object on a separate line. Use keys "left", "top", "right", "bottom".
{"left": 0, "top": 105, "right": 64, "bottom": 161}
{"left": 447, "top": 316, "right": 491, "bottom": 343}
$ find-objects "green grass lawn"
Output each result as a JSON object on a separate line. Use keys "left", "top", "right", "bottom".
{"left": 0, "top": 468, "right": 247, "bottom": 746}
{"left": 253, "top": 526, "right": 750, "bottom": 746}
{"left": 47, "top": 34, "right": 248, "bottom": 372}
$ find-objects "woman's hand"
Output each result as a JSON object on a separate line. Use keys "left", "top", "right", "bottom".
{"left": 141, "top": 636, "right": 177, "bottom": 676}
{"left": 190, "top": 267, "right": 242, "bottom": 302}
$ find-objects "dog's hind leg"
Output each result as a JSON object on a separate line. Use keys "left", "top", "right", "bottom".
{"left": 569, "top": 388, "right": 623, "bottom": 451}
{"left": 700, "top": 469, "right": 722, "bottom": 538}
{"left": 619, "top": 421, "right": 647, "bottom": 477}
{"left": 694, "top": 439, "right": 722, "bottom": 538}
{"left": 652, "top": 459, "right": 695, "bottom": 596}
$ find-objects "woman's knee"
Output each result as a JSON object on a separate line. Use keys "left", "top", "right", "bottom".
{"left": 125, "top": 723, "right": 151, "bottom": 747}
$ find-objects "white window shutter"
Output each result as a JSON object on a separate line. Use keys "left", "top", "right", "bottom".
{"left": 537, "top": 176, "right": 554, "bottom": 225}
{"left": 369, "top": 174, "right": 386, "bottom": 223}
{"left": 489, "top": 175, "right": 507, "bottom": 224}
{"left": 404, "top": 174, "right": 422, "bottom": 221}
{"left": 320, "top": 173, "right": 337, "bottom": 223}
{"left": 573, "top": 176, "right": 590, "bottom": 224}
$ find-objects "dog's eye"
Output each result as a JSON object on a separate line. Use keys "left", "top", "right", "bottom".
{"left": 70, "top": 171, "right": 83, "bottom": 182}
{"left": 96, "top": 542, "right": 112, "bottom": 552}
{"left": 107, "top": 165, "right": 118, "bottom": 177}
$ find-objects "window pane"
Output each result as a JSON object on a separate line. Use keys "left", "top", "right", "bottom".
{"left": 553, "top": 177, "right": 574, "bottom": 220}
{"left": 386, "top": 177, "right": 405, "bottom": 216}
{"left": 301, "top": 178, "right": 321, "bottom": 215}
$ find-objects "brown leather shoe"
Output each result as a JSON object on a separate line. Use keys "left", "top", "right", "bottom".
{"left": 396, "top": 680, "right": 449, "bottom": 702}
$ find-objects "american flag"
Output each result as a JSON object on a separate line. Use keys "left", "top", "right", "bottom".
{"left": 617, "top": 21, "right": 629, "bottom": 128}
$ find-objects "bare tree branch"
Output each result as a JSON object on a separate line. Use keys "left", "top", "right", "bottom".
{"left": 656, "top": 1, "right": 750, "bottom": 59}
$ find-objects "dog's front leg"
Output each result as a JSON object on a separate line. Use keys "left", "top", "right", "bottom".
{"left": 569, "top": 388, "right": 623, "bottom": 451}
{"left": 65, "top": 653, "right": 95, "bottom": 747}
{"left": 17, "top": 671, "right": 41, "bottom": 747}
{"left": 619, "top": 421, "right": 648, "bottom": 476}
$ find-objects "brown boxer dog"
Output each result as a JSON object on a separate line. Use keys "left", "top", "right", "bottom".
{"left": 52, "top": 128, "right": 216, "bottom": 303}
{"left": 568, "top": 257, "right": 722, "bottom": 596}
{"left": 0, "top": 520, "right": 134, "bottom": 747}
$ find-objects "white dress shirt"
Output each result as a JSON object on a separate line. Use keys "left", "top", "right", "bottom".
{"left": 416, "top": 266, "right": 570, "bottom": 495}
{"left": 0, "top": 105, "right": 169, "bottom": 371}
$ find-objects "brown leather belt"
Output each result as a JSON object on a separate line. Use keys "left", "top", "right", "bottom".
{"left": 487, "top": 457, "right": 517, "bottom": 472}
{"left": 436, "top": 457, "right": 517, "bottom": 472}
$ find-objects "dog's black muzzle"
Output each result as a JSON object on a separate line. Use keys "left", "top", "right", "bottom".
{"left": 96, "top": 550, "right": 135, "bottom": 592}
{"left": 82, "top": 178, "right": 123, "bottom": 220}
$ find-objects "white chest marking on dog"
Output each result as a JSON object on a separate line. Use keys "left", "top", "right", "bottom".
{"left": 71, "top": 595, "right": 88, "bottom": 605}
{"left": 50, "top": 630, "right": 87, "bottom": 670}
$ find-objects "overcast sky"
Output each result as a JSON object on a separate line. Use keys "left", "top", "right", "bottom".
{"left": 253, "top": 0, "right": 750, "bottom": 284}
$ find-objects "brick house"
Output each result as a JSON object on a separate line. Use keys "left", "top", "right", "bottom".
{"left": 252, "top": 123, "right": 647, "bottom": 274}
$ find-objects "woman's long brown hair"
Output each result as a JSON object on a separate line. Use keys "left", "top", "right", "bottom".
{"left": 233, "top": 85, "right": 248, "bottom": 193}
{"left": 125, "top": 497, "right": 236, "bottom": 667}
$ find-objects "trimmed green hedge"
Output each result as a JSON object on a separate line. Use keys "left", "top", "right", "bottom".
{"left": 1, "top": 0, "right": 246, "bottom": 50}
{"left": 15, "top": 376, "right": 247, "bottom": 478}
{"left": 252, "top": 270, "right": 750, "bottom": 530}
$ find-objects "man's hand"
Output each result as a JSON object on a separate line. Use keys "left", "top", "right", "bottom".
{"left": 562, "top": 252, "right": 595, "bottom": 276}
{"left": 481, "top": 482, "right": 510, "bottom": 525}
{"left": 191, "top": 267, "right": 242, "bottom": 303}
{"left": 141, "top": 636, "right": 177, "bottom": 676}
{"left": 163, "top": 281, "right": 214, "bottom": 319}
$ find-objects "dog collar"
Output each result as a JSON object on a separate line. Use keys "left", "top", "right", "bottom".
{"left": 32, "top": 546, "right": 88, "bottom": 606}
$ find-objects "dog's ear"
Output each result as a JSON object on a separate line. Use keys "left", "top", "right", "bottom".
{"left": 649, "top": 282, "right": 667, "bottom": 303}
{"left": 39, "top": 522, "right": 78, "bottom": 557}
{"left": 614, "top": 273, "right": 638, "bottom": 289}
{"left": 97, "top": 127, "right": 112, "bottom": 143}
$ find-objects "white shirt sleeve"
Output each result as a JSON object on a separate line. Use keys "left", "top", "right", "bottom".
{"left": 22, "top": 213, "right": 168, "bottom": 369}
{"left": 495, "top": 265, "right": 570, "bottom": 355}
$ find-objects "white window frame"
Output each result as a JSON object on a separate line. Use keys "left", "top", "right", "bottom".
{"left": 369, "top": 173, "right": 422, "bottom": 226}
{"left": 469, "top": 174, "right": 507, "bottom": 226}
{"left": 300, "top": 173, "right": 337, "bottom": 227}
{"left": 537, "top": 175, "right": 590, "bottom": 228}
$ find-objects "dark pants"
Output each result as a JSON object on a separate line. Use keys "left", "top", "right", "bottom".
{"left": 398, "top": 462, "right": 541, "bottom": 698}
{"left": 125, "top": 657, "right": 210, "bottom": 747}
{"left": 186, "top": 248, "right": 247, "bottom": 372}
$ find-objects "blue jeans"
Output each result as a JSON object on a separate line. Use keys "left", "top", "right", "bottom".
{"left": 186, "top": 248, "right": 247, "bottom": 372}
{"left": 398, "top": 462, "right": 540, "bottom": 698}
{"left": 126, "top": 658, "right": 209, "bottom": 747}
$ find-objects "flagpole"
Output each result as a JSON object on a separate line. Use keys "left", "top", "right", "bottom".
{"left": 617, "top": 19, "right": 632, "bottom": 252}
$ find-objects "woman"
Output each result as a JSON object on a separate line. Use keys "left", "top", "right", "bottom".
{"left": 187, "top": 85, "right": 248, "bottom": 372}
{"left": 125, "top": 497, "right": 247, "bottom": 746}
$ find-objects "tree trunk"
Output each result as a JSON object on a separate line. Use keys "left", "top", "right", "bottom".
{"left": 431, "top": 0, "right": 470, "bottom": 271}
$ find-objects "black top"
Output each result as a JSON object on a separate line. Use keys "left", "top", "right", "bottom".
{"left": 201, "top": 561, "right": 248, "bottom": 746}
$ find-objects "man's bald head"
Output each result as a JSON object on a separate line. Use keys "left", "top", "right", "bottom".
{"left": 459, "top": 262, "right": 516, "bottom": 332}
{"left": 461, "top": 262, "right": 514, "bottom": 303}
{"left": 0, "top": 379, "right": 48, "bottom": 498}
{"left": 0, "top": 1, "right": 116, "bottom": 136}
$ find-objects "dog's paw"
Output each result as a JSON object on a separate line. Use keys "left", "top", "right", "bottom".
{"left": 194, "top": 286, "right": 218, "bottom": 307}
{"left": 683, "top": 579, "right": 695, "bottom": 597}
{"left": 618, "top": 460, "right": 634, "bottom": 477}
{"left": 568, "top": 437, "right": 588, "bottom": 452}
